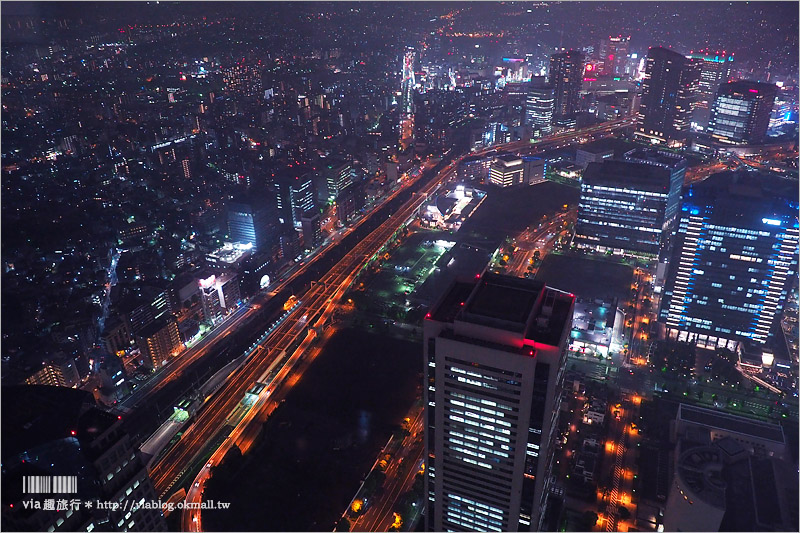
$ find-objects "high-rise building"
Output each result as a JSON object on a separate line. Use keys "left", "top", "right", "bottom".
{"left": 575, "top": 160, "right": 675, "bottom": 257}
{"left": 489, "top": 154, "right": 524, "bottom": 188}
{"left": 274, "top": 169, "right": 316, "bottom": 229}
{"left": 635, "top": 47, "right": 699, "bottom": 146}
{"left": 458, "top": 154, "right": 494, "bottom": 183}
{"left": 548, "top": 51, "right": 585, "bottom": 118}
{"left": 708, "top": 80, "right": 778, "bottom": 145}
{"left": 301, "top": 211, "right": 322, "bottom": 249}
{"left": 687, "top": 52, "right": 734, "bottom": 100}
{"left": 424, "top": 273, "right": 575, "bottom": 531}
{"left": 134, "top": 317, "right": 182, "bottom": 370}
{"left": 659, "top": 171, "right": 799, "bottom": 349}
{"left": 621, "top": 147, "right": 687, "bottom": 231}
{"left": 599, "top": 35, "right": 630, "bottom": 76}
{"left": 525, "top": 84, "right": 554, "bottom": 135}
{"left": 181, "top": 158, "right": 191, "bottom": 179}
{"left": 226, "top": 196, "right": 280, "bottom": 252}
{"left": 197, "top": 272, "right": 241, "bottom": 326}
{"left": 323, "top": 160, "right": 354, "bottom": 202}
{"left": 2, "top": 386, "right": 168, "bottom": 532}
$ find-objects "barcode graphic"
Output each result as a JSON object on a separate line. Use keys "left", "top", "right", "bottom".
{"left": 23, "top": 476, "right": 77, "bottom": 494}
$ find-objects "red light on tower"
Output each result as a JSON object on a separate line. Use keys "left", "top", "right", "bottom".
{"left": 70, "top": 430, "right": 76, "bottom": 436}
{"left": 585, "top": 64, "right": 594, "bottom": 72}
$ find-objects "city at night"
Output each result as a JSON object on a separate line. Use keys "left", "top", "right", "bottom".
{"left": 1, "top": 2, "right": 798, "bottom": 532}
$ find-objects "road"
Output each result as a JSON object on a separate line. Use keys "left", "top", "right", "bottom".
{"left": 154, "top": 150, "right": 460, "bottom": 498}
{"left": 349, "top": 409, "right": 425, "bottom": 532}
{"left": 506, "top": 211, "right": 573, "bottom": 278}
{"left": 161, "top": 117, "right": 637, "bottom": 527}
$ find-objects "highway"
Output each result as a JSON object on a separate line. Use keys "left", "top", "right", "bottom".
{"left": 152, "top": 152, "right": 460, "bottom": 497}
{"left": 153, "top": 117, "right": 638, "bottom": 527}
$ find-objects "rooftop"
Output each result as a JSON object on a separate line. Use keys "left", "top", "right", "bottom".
{"left": 583, "top": 160, "right": 671, "bottom": 192}
{"left": 678, "top": 404, "right": 785, "bottom": 444}
{"left": 624, "top": 147, "right": 687, "bottom": 170}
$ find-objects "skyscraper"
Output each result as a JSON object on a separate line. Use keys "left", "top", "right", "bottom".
{"left": 424, "top": 273, "right": 575, "bottom": 531}
{"left": 525, "top": 84, "right": 554, "bottom": 135}
{"left": 226, "top": 196, "right": 280, "bottom": 252}
{"left": 659, "top": 171, "right": 799, "bottom": 349}
{"left": 708, "top": 80, "right": 778, "bottom": 144}
{"left": 622, "top": 147, "right": 688, "bottom": 231}
{"left": 599, "top": 35, "right": 630, "bottom": 77}
{"left": 548, "top": 50, "right": 585, "bottom": 118}
{"left": 574, "top": 160, "right": 675, "bottom": 257}
{"left": 635, "top": 47, "right": 700, "bottom": 146}
{"left": 687, "top": 51, "right": 734, "bottom": 100}
{"left": 274, "top": 169, "right": 316, "bottom": 229}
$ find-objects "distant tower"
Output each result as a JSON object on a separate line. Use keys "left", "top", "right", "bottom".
{"left": 525, "top": 83, "right": 555, "bottom": 135}
{"left": 402, "top": 47, "right": 416, "bottom": 115}
{"left": 635, "top": 47, "right": 700, "bottom": 147}
{"left": 548, "top": 50, "right": 585, "bottom": 118}
{"left": 708, "top": 80, "right": 778, "bottom": 144}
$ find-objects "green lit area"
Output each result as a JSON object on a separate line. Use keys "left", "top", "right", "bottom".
{"left": 346, "top": 229, "right": 455, "bottom": 328}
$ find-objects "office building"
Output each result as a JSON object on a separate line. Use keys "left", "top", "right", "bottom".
{"left": 659, "top": 171, "right": 799, "bottom": 349}
{"left": 688, "top": 51, "right": 734, "bottom": 100}
{"left": 522, "top": 156, "right": 547, "bottom": 185}
{"left": 599, "top": 35, "right": 630, "bottom": 77}
{"left": 301, "top": 211, "right": 322, "bottom": 249}
{"left": 489, "top": 154, "right": 524, "bottom": 188}
{"left": 2, "top": 386, "right": 168, "bottom": 532}
{"left": 197, "top": 272, "right": 241, "bottom": 326}
{"left": 226, "top": 197, "right": 280, "bottom": 252}
{"left": 459, "top": 154, "right": 494, "bottom": 183}
{"left": 622, "top": 147, "right": 687, "bottom": 230}
{"left": 574, "top": 145, "right": 614, "bottom": 170}
{"left": 424, "top": 273, "right": 575, "bottom": 531}
{"left": 323, "top": 159, "right": 354, "bottom": 202}
{"left": 575, "top": 160, "right": 674, "bottom": 256}
{"left": 548, "top": 51, "right": 585, "bottom": 118}
{"left": 635, "top": 47, "right": 700, "bottom": 146}
{"left": 274, "top": 169, "right": 316, "bottom": 229}
{"left": 708, "top": 80, "right": 778, "bottom": 145}
{"left": 525, "top": 84, "right": 554, "bottom": 135}
{"left": 135, "top": 317, "right": 182, "bottom": 370}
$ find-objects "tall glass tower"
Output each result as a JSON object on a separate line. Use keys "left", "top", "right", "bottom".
{"left": 660, "top": 171, "right": 799, "bottom": 349}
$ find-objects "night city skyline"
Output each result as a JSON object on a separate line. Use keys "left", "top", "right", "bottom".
{"left": 1, "top": 2, "right": 798, "bottom": 532}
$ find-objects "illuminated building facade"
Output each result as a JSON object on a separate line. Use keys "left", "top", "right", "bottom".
{"left": 489, "top": 154, "right": 524, "bottom": 188}
{"left": 324, "top": 160, "right": 354, "bottom": 202}
{"left": 135, "top": 317, "right": 182, "bottom": 370}
{"left": 708, "top": 80, "right": 778, "bottom": 144}
{"left": 622, "top": 147, "right": 687, "bottom": 231}
{"left": 659, "top": 171, "right": 799, "bottom": 349}
{"left": 548, "top": 51, "right": 585, "bottom": 118}
{"left": 575, "top": 160, "right": 673, "bottom": 256}
{"left": 688, "top": 52, "right": 734, "bottom": 100}
{"left": 635, "top": 47, "right": 699, "bottom": 146}
{"left": 25, "top": 355, "right": 81, "bottom": 388}
{"left": 424, "top": 273, "right": 574, "bottom": 532}
{"left": 198, "top": 273, "right": 241, "bottom": 326}
{"left": 525, "top": 84, "right": 554, "bottom": 135}
{"left": 599, "top": 35, "right": 630, "bottom": 76}
{"left": 226, "top": 197, "right": 279, "bottom": 252}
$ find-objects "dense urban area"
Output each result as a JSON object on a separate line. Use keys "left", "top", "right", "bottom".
{"left": 1, "top": 2, "right": 798, "bottom": 533}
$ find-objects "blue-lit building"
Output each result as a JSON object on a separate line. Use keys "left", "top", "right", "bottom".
{"left": 660, "top": 171, "right": 799, "bottom": 349}
{"left": 226, "top": 196, "right": 280, "bottom": 252}
{"left": 574, "top": 160, "right": 675, "bottom": 257}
